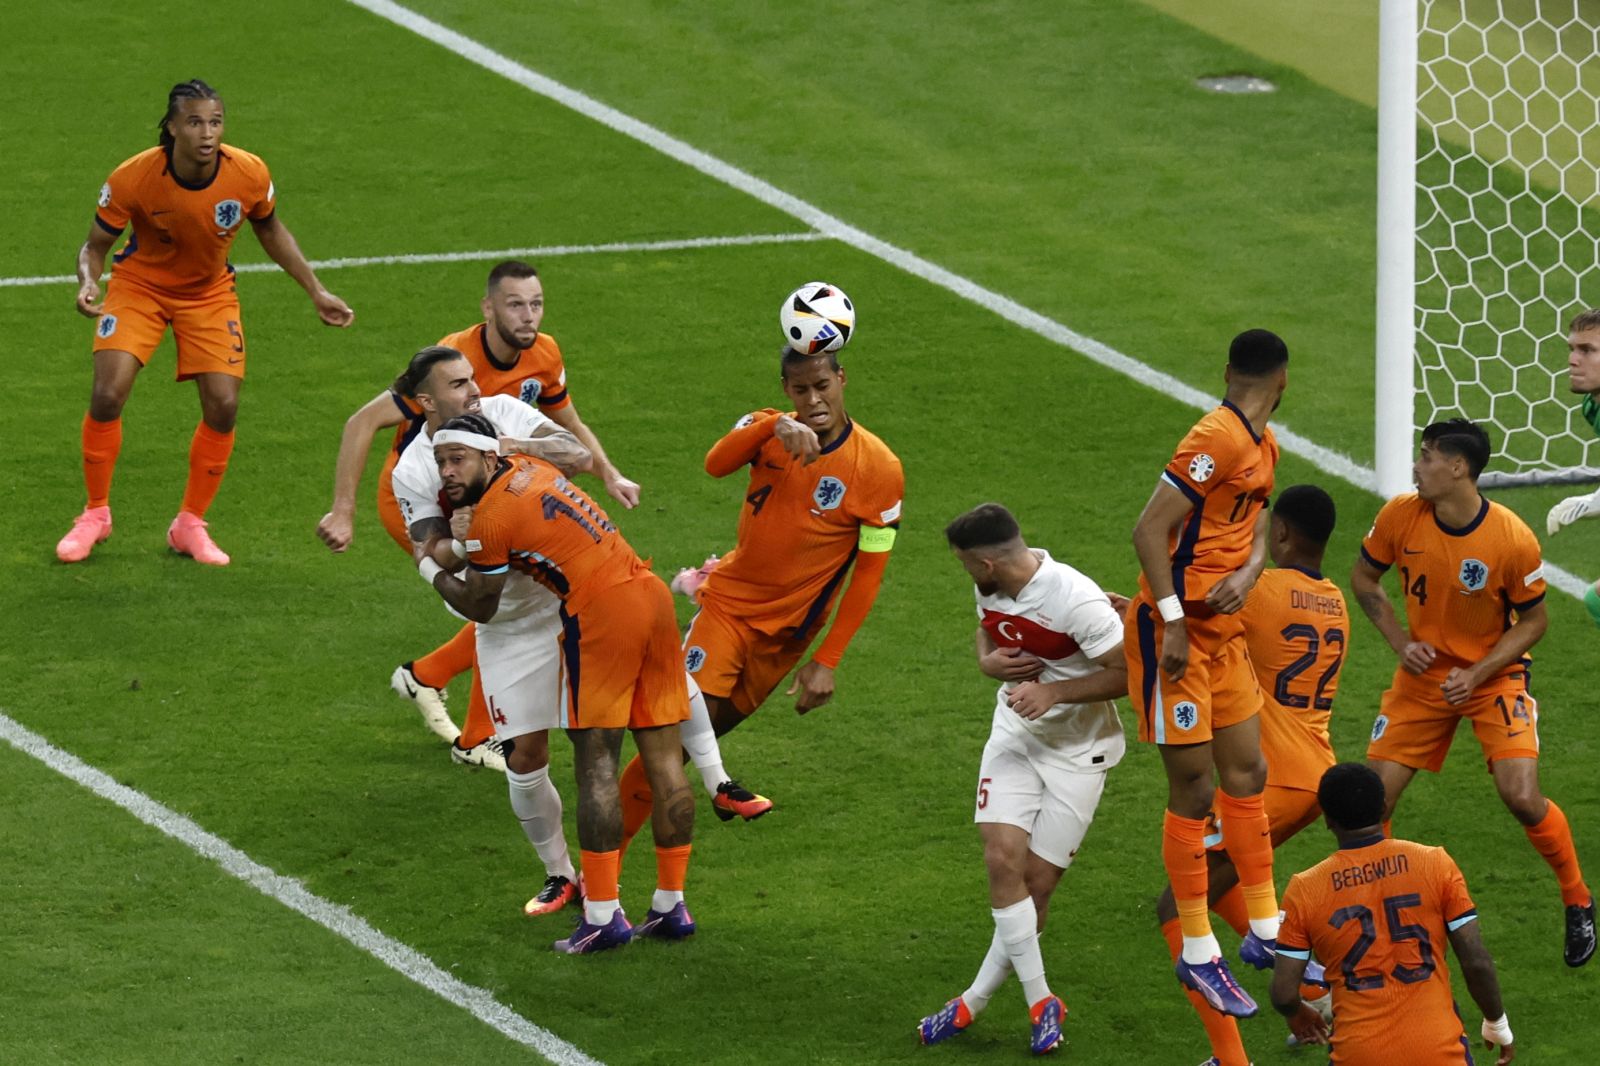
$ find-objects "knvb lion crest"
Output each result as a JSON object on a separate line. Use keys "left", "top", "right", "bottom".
{"left": 214, "top": 199, "right": 243, "bottom": 229}
{"left": 685, "top": 646, "right": 706, "bottom": 673}
{"left": 1459, "top": 558, "right": 1489, "bottom": 592}
{"left": 96, "top": 315, "right": 118, "bottom": 339}
{"left": 813, "top": 476, "right": 846, "bottom": 510}
{"left": 518, "top": 378, "right": 542, "bottom": 405}
{"left": 1173, "top": 701, "right": 1198, "bottom": 731}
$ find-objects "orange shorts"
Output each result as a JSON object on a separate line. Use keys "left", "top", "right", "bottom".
{"left": 1205, "top": 784, "right": 1322, "bottom": 853}
{"left": 1126, "top": 593, "right": 1264, "bottom": 745}
{"left": 682, "top": 595, "right": 812, "bottom": 714}
{"left": 559, "top": 573, "right": 689, "bottom": 730}
{"left": 376, "top": 452, "right": 411, "bottom": 554}
{"left": 1367, "top": 667, "right": 1539, "bottom": 772}
{"left": 93, "top": 274, "right": 246, "bottom": 380}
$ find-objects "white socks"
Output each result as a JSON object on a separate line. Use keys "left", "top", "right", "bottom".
{"left": 962, "top": 931, "right": 1014, "bottom": 1015}
{"left": 993, "top": 897, "right": 1052, "bottom": 1007}
{"left": 506, "top": 765, "right": 575, "bottom": 881}
{"left": 681, "top": 673, "right": 730, "bottom": 794}
{"left": 651, "top": 888, "right": 685, "bottom": 912}
{"left": 1182, "top": 932, "right": 1225, "bottom": 966}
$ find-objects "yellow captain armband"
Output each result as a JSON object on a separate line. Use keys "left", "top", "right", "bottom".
{"left": 858, "top": 525, "right": 897, "bottom": 553}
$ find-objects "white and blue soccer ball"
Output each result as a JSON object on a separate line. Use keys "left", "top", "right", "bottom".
{"left": 780, "top": 281, "right": 856, "bottom": 355}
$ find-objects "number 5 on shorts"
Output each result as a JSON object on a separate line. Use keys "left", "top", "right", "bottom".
{"left": 227, "top": 320, "right": 243, "bottom": 353}
{"left": 977, "top": 776, "right": 991, "bottom": 810}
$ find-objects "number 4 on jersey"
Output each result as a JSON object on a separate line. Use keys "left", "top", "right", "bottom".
{"left": 746, "top": 484, "right": 772, "bottom": 515}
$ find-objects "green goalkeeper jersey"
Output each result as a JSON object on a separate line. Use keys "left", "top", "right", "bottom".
{"left": 1586, "top": 394, "right": 1600, "bottom": 437}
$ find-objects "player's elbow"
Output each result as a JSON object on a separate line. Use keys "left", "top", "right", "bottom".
{"left": 462, "top": 598, "right": 497, "bottom": 624}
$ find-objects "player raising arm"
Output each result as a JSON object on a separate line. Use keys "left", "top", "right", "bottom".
{"left": 424, "top": 419, "right": 698, "bottom": 954}
{"left": 1351, "top": 417, "right": 1594, "bottom": 966}
{"left": 1124, "top": 329, "right": 1289, "bottom": 1017}
{"left": 1155, "top": 484, "right": 1346, "bottom": 1066}
{"left": 1271, "top": 763, "right": 1514, "bottom": 1065}
{"left": 315, "top": 261, "right": 638, "bottom": 764}
{"left": 616, "top": 345, "right": 901, "bottom": 837}
{"left": 59, "top": 79, "right": 351, "bottom": 567}
{"left": 918, "top": 504, "right": 1127, "bottom": 1057}
{"left": 1545, "top": 308, "right": 1600, "bottom": 627}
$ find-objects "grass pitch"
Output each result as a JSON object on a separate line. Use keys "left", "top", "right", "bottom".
{"left": 4, "top": 1, "right": 1597, "bottom": 1063}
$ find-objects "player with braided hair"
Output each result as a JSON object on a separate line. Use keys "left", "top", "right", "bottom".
{"left": 58, "top": 79, "right": 352, "bottom": 566}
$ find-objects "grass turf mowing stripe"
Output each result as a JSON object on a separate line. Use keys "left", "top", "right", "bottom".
{"left": 0, "top": 710, "right": 604, "bottom": 1066}
{"left": 0, "top": 230, "right": 826, "bottom": 288}
{"left": 343, "top": 0, "right": 1597, "bottom": 603}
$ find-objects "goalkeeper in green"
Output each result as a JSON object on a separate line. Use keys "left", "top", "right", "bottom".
{"left": 1547, "top": 309, "right": 1600, "bottom": 627}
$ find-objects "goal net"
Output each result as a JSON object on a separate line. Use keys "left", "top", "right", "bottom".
{"left": 1397, "top": 0, "right": 1600, "bottom": 488}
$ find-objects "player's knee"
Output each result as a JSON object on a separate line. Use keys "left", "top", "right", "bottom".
{"left": 201, "top": 398, "right": 238, "bottom": 433}
{"left": 503, "top": 732, "right": 548, "bottom": 775}
{"left": 982, "top": 836, "right": 1028, "bottom": 889}
{"left": 1168, "top": 775, "right": 1215, "bottom": 819}
{"left": 88, "top": 383, "right": 129, "bottom": 421}
{"left": 1216, "top": 752, "right": 1268, "bottom": 798}
{"left": 1496, "top": 779, "right": 1546, "bottom": 825}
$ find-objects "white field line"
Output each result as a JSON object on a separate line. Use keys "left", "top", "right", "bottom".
{"left": 0, "top": 230, "right": 826, "bottom": 288}
{"left": 342, "top": 0, "right": 1596, "bottom": 603}
{"left": 0, "top": 712, "right": 603, "bottom": 1066}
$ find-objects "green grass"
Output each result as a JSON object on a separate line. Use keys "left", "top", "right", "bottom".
{"left": 4, "top": 1, "right": 1599, "bottom": 1064}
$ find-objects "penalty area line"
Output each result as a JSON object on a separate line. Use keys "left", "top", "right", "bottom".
{"left": 0, "top": 230, "right": 826, "bottom": 288}
{"left": 0, "top": 711, "right": 604, "bottom": 1066}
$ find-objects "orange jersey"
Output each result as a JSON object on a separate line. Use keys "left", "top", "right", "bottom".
{"left": 1239, "top": 566, "right": 1346, "bottom": 789}
{"left": 385, "top": 325, "right": 571, "bottom": 458}
{"left": 1141, "top": 402, "right": 1279, "bottom": 603}
{"left": 699, "top": 412, "right": 904, "bottom": 639}
{"left": 96, "top": 145, "right": 275, "bottom": 295}
{"left": 1360, "top": 494, "right": 1545, "bottom": 682}
{"left": 466, "top": 455, "right": 645, "bottom": 615}
{"left": 1279, "top": 837, "right": 1479, "bottom": 1065}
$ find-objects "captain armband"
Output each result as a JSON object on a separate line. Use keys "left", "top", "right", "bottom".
{"left": 858, "top": 525, "right": 897, "bottom": 553}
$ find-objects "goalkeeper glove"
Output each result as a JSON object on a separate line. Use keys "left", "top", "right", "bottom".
{"left": 1546, "top": 486, "right": 1600, "bottom": 535}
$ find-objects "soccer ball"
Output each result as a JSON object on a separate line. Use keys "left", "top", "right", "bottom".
{"left": 780, "top": 281, "right": 856, "bottom": 355}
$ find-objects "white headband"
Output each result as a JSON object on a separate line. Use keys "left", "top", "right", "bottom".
{"left": 433, "top": 429, "right": 499, "bottom": 452}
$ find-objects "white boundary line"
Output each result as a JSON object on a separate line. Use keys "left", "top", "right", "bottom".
{"left": 0, "top": 231, "right": 825, "bottom": 288}
{"left": 342, "top": 0, "right": 1594, "bottom": 602}
{"left": 0, "top": 711, "right": 603, "bottom": 1066}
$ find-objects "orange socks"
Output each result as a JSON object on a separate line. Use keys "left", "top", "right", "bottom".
{"left": 1217, "top": 790, "right": 1279, "bottom": 938}
{"left": 1526, "top": 800, "right": 1591, "bottom": 907}
{"left": 1162, "top": 917, "right": 1248, "bottom": 1066}
{"left": 82, "top": 414, "right": 123, "bottom": 508}
{"left": 618, "top": 756, "right": 655, "bottom": 848}
{"left": 1163, "top": 811, "right": 1213, "bottom": 941}
{"left": 180, "top": 422, "right": 235, "bottom": 518}
{"left": 412, "top": 623, "right": 475, "bottom": 690}
{"left": 655, "top": 844, "right": 691, "bottom": 892}
{"left": 1212, "top": 884, "right": 1250, "bottom": 938}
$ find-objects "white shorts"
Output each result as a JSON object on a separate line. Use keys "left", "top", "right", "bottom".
{"left": 974, "top": 722, "right": 1108, "bottom": 869}
{"left": 475, "top": 609, "right": 563, "bottom": 740}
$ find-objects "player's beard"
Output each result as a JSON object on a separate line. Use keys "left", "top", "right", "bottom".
{"left": 494, "top": 319, "right": 537, "bottom": 353}
{"left": 975, "top": 579, "right": 999, "bottom": 597}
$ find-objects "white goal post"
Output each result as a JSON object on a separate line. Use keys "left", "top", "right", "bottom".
{"left": 1377, "top": 0, "right": 1600, "bottom": 494}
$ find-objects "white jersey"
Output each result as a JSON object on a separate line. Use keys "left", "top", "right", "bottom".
{"left": 392, "top": 393, "right": 557, "bottom": 624}
{"left": 976, "top": 549, "right": 1126, "bottom": 771}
